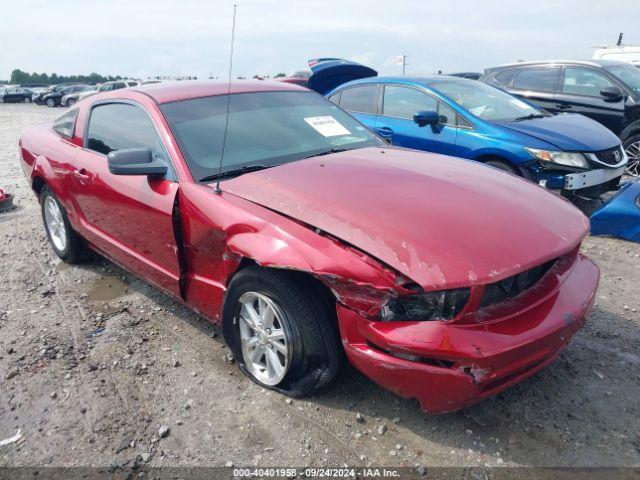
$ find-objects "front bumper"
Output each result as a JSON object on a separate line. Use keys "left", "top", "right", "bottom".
{"left": 336, "top": 252, "right": 599, "bottom": 414}
{"left": 564, "top": 166, "right": 626, "bottom": 190}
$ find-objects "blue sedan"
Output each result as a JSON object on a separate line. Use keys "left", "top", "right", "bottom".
{"left": 307, "top": 59, "right": 628, "bottom": 199}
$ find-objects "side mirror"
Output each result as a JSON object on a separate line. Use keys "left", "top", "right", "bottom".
{"left": 600, "top": 86, "right": 623, "bottom": 102}
{"left": 107, "top": 148, "right": 167, "bottom": 176}
{"left": 413, "top": 110, "right": 439, "bottom": 127}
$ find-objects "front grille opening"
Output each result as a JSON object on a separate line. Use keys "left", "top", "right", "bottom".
{"left": 367, "top": 341, "right": 454, "bottom": 369}
{"left": 592, "top": 146, "right": 625, "bottom": 167}
{"left": 480, "top": 259, "right": 556, "bottom": 308}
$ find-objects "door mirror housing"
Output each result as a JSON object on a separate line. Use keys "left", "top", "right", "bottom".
{"left": 600, "top": 86, "right": 623, "bottom": 102}
{"left": 413, "top": 110, "right": 439, "bottom": 127}
{"left": 107, "top": 148, "right": 168, "bottom": 176}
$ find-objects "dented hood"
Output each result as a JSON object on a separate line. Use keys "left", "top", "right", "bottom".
{"left": 222, "top": 148, "right": 589, "bottom": 289}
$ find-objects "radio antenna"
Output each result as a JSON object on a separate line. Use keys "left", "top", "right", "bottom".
{"left": 214, "top": 3, "right": 238, "bottom": 195}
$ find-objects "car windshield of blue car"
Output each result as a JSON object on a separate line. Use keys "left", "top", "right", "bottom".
{"left": 431, "top": 80, "right": 544, "bottom": 122}
{"left": 160, "top": 90, "right": 384, "bottom": 182}
{"left": 605, "top": 65, "right": 640, "bottom": 95}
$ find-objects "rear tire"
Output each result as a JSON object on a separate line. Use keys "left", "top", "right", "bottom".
{"left": 623, "top": 134, "right": 640, "bottom": 177}
{"left": 484, "top": 159, "right": 519, "bottom": 175}
{"left": 223, "top": 266, "right": 343, "bottom": 397}
{"left": 45, "top": 98, "right": 56, "bottom": 107}
{"left": 40, "top": 186, "right": 87, "bottom": 263}
{"left": 24, "top": 96, "right": 32, "bottom": 104}
{"left": 66, "top": 98, "right": 77, "bottom": 107}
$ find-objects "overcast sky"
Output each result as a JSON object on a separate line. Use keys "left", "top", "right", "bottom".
{"left": 1, "top": 0, "right": 638, "bottom": 81}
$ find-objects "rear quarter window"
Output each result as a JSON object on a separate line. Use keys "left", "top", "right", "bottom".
{"left": 338, "top": 85, "right": 378, "bottom": 114}
{"left": 52, "top": 109, "right": 78, "bottom": 138}
{"left": 513, "top": 68, "right": 561, "bottom": 92}
{"left": 494, "top": 69, "right": 519, "bottom": 86}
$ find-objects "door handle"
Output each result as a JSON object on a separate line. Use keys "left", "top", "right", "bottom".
{"left": 73, "top": 168, "right": 89, "bottom": 178}
{"left": 555, "top": 103, "right": 571, "bottom": 110}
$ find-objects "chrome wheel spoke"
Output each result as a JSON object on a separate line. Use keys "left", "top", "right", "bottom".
{"left": 251, "top": 344, "right": 266, "bottom": 364}
{"left": 265, "top": 347, "right": 284, "bottom": 378}
{"left": 625, "top": 141, "right": 640, "bottom": 176}
{"left": 240, "top": 303, "right": 260, "bottom": 330}
{"left": 271, "top": 339, "right": 287, "bottom": 356}
{"left": 261, "top": 304, "right": 275, "bottom": 329}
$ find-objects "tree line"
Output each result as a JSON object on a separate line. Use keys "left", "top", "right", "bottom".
{"left": 9, "top": 69, "right": 123, "bottom": 85}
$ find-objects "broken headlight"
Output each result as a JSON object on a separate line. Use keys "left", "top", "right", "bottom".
{"left": 378, "top": 288, "right": 470, "bottom": 321}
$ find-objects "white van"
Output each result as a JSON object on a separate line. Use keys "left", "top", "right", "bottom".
{"left": 593, "top": 34, "right": 640, "bottom": 67}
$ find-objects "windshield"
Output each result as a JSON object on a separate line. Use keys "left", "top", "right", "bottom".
{"left": 431, "top": 80, "right": 544, "bottom": 121}
{"left": 606, "top": 64, "right": 640, "bottom": 95}
{"left": 160, "top": 90, "right": 383, "bottom": 181}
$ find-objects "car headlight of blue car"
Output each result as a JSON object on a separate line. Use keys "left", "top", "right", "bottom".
{"left": 525, "top": 148, "right": 590, "bottom": 169}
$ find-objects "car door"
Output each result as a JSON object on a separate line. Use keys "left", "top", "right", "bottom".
{"left": 556, "top": 67, "right": 626, "bottom": 134}
{"left": 5, "top": 88, "right": 19, "bottom": 102}
{"left": 71, "top": 100, "right": 181, "bottom": 297}
{"left": 376, "top": 84, "right": 458, "bottom": 154}
{"left": 331, "top": 84, "right": 379, "bottom": 134}
{"left": 510, "top": 67, "right": 562, "bottom": 112}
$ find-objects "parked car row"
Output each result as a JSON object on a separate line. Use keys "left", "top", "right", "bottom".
{"left": 302, "top": 58, "right": 630, "bottom": 203}
{"left": 25, "top": 79, "right": 141, "bottom": 107}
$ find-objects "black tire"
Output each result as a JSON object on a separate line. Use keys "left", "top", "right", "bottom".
{"left": 40, "top": 186, "right": 87, "bottom": 263}
{"left": 66, "top": 98, "right": 76, "bottom": 107}
{"left": 484, "top": 159, "right": 519, "bottom": 175}
{"left": 45, "top": 98, "right": 56, "bottom": 107}
{"left": 24, "top": 96, "right": 32, "bottom": 104}
{"left": 222, "top": 266, "right": 343, "bottom": 397}
{"left": 623, "top": 134, "right": 640, "bottom": 177}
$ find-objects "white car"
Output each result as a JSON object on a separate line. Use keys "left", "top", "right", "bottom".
{"left": 77, "top": 79, "right": 140, "bottom": 101}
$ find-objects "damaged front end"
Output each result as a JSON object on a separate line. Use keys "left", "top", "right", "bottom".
{"left": 332, "top": 249, "right": 599, "bottom": 413}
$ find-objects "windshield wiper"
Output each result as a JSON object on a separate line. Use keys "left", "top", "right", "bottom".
{"left": 513, "top": 113, "right": 549, "bottom": 121}
{"left": 198, "top": 164, "right": 271, "bottom": 182}
{"left": 303, "top": 147, "right": 348, "bottom": 159}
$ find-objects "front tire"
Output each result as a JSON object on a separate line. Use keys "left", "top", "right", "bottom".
{"left": 223, "top": 266, "right": 343, "bottom": 397}
{"left": 66, "top": 98, "right": 77, "bottom": 107}
{"left": 24, "top": 96, "right": 32, "bottom": 104}
{"left": 623, "top": 135, "right": 640, "bottom": 177}
{"left": 484, "top": 159, "right": 519, "bottom": 175}
{"left": 45, "top": 98, "right": 56, "bottom": 107}
{"left": 40, "top": 186, "right": 87, "bottom": 263}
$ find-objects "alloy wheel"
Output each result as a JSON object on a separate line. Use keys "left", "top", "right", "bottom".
{"left": 44, "top": 196, "right": 67, "bottom": 252}
{"left": 238, "top": 291, "right": 290, "bottom": 386}
{"left": 625, "top": 141, "right": 640, "bottom": 177}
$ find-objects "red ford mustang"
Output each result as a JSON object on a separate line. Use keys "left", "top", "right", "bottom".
{"left": 19, "top": 81, "right": 599, "bottom": 413}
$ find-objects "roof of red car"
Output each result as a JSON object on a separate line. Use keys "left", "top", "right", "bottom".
{"left": 131, "top": 80, "right": 307, "bottom": 104}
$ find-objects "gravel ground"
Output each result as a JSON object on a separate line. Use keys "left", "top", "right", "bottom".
{"left": 0, "top": 104, "right": 639, "bottom": 469}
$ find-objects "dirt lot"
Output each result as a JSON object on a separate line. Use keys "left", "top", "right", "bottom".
{"left": 1, "top": 104, "right": 639, "bottom": 470}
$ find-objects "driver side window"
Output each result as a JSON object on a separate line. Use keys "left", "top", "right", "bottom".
{"left": 562, "top": 68, "right": 616, "bottom": 97}
{"left": 86, "top": 103, "right": 174, "bottom": 179}
{"left": 86, "top": 103, "right": 165, "bottom": 157}
{"left": 382, "top": 85, "right": 437, "bottom": 119}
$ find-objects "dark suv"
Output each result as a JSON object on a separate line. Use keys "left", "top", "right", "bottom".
{"left": 481, "top": 60, "right": 640, "bottom": 176}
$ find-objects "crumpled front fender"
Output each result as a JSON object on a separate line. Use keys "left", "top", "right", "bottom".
{"left": 178, "top": 182, "right": 412, "bottom": 321}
